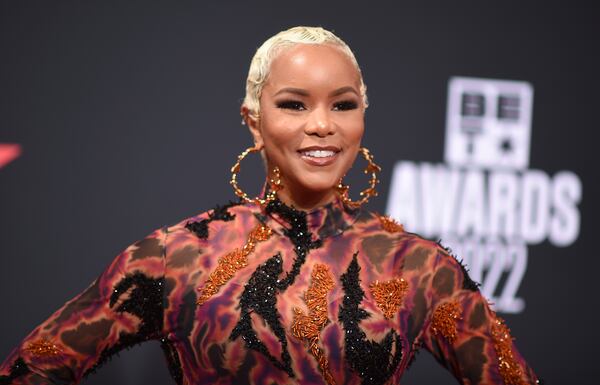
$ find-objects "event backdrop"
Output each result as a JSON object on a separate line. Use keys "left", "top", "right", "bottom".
{"left": 1, "top": 1, "right": 598, "bottom": 384}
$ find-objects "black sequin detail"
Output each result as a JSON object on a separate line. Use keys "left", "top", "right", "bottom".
{"left": 109, "top": 273, "right": 164, "bottom": 334}
{"left": 83, "top": 273, "right": 183, "bottom": 385}
{"left": 160, "top": 337, "right": 184, "bottom": 385}
{"left": 0, "top": 357, "right": 30, "bottom": 385}
{"left": 229, "top": 199, "right": 322, "bottom": 378}
{"left": 211, "top": 201, "right": 240, "bottom": 221}
{"left": 185, "top": 220, "right": 209, "bottom": 239}
{"left": 338, "top": 254, "right": 403, "bottom": 385}
{"left": 185, "top": 201, "right": 239, "bottom": 239}
{"left": 436, "top": 241, "right": 480, "bottom": 292}
{"left": 266, "top": 199, "right": 322, "bottom": 290}
{"left": 230, "top": 253, "right": 294, "bottom": 377}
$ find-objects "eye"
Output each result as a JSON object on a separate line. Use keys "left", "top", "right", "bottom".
{"left": 333, "top": 100, "right": 358, "bottom": 111}
{"left": 276, "top": 100, "right": 306, "bottom": 111}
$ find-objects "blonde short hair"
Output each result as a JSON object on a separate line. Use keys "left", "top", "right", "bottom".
{"left": 242, "top": 26, "right": 368, "bottom": 117}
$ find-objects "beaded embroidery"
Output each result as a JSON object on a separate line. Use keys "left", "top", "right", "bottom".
{"left": 229, "top": 199, "right": 323, "bottom": 379}
{"left": 376, "top": 214, "right": 404, "bottom": 233}
{"left": 491, "top": 314, "right": 526, "bottom": 385}
{"left": 185, "top": 201, "right": 238, "bottom": 239}
{"left": 369, "top": 278, "right": 408, "bottom": 320}
{"left": 0, "top": 357, "right": 30, "bottom": 385}
{"left": 24, "top": 339, "right": 61, "bottom": 358}
{"left": 196, "top": 223, "right": 272, "bottom": 305}
{"left": 431, "top": 300, "right": 462, "bottom": 343}
{"left": 229, "top": 253, "right": 295, "bottom": 377}
{"left": 338, "top": 254, "right": 403, "bottom": 385}
{"left": 291, "top": 264, "right": 336, "bottom": 385}
{"left": 436, "top": 241, "right": 480, "bottom": 292}
{"left": 85, "top": 273, "right": 178, "bottom": 381}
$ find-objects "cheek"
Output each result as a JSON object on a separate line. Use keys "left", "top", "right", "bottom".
{"left": 352, "top": 124, "right": 365, "bottom": 144}
{"left": 264, "top": 128, "right": 291, "bottom": 146}
{"left": 260, "top": 124, "right": 300, "bottom": 167}
{"left": 341, "top": 115, "right": 365, "bottom": 147}
{"left": 340, "top": 117, "right": 364, "bottom": 171}
{"left": 262, "top": 119, "right": 306, "bottom": 152}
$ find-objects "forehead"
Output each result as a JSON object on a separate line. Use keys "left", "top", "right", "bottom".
{"left": 265, "top": 44, "right": 361, "bottom": 91}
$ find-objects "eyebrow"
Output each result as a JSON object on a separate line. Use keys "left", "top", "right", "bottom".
{"left": 274, "top": 87, "right": 309, "bottom": 97}
{"left": 274, "top": 86, "right": 359, "bottom": 97}
{"left": 330, "top": 86, "right": 359, "bottom": 97}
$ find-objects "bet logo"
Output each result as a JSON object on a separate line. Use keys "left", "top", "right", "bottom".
{"left": 444, "top": 77, "right": 533, "bottom": 170}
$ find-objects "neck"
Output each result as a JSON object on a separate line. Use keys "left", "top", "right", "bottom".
{"left": 274, "top": 185, "right": 337, "bottom": 212}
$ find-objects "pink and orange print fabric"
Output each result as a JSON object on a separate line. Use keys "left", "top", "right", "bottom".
{"left": 0, "top": 196, "right": 540, "bottom": 385}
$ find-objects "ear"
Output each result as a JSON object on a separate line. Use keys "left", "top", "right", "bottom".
{"left": 241, "top": 105, "right": 263, "bottom": 149}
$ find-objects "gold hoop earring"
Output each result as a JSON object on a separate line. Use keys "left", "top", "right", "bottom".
{"left": 230, "top": 146, "right": 282, "bottom": 206}
{"left": 335, "top": 147, "right": 381, "bottom": 207}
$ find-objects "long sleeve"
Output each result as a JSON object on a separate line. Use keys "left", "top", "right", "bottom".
{"left": 420, "top": 246, "right": 540, "bottom": 385}
{"left": 0, "top": 226, "right": 169, "bottom": 385}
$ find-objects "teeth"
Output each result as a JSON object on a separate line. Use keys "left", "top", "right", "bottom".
{"left": 302, "top": 150, "right": 336, "bottom": 158}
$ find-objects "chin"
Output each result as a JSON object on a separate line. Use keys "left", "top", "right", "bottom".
{"left": 296, "top": 174, "right": 339, "bottom": 194}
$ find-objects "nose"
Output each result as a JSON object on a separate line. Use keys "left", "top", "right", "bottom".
{"left": 305, "top": 106, "right": 335, "bottom": 137}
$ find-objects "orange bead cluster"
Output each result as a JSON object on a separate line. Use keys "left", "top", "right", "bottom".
{"left": 24, "top": 338, "right": 61, "bottom": 358}
{"left": 376, "top": 214, "right": 404, "bottom": 233}
{"left": 491, "top": 315, "right": 526, "bottom": 385}
{"left": 196, "top": 223, "right": 272, "bottom": 305}
{"left": 431, "top": 300, "right": 462, "bottom": 343}
{"left": 369, "top": 278, "right": 408, "bottom": 319}
{"left": 291, "top": 264, "right": 336, "bottom": 385}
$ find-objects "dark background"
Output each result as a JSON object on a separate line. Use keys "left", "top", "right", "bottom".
{"left": 1, "top": 1, "right": 598, "bottom": 384}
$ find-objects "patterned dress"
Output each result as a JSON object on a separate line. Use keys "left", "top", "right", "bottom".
{"left": 0, "top": 195, "right": 540, "bottom": 384}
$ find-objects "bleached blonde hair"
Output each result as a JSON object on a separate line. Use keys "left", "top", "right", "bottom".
{"left": 242, "top": 26, "right": 368, "bottom": 117}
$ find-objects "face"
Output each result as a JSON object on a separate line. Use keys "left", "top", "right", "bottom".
{"left": 245, "top": 44, "right": 365, "bottom": 207}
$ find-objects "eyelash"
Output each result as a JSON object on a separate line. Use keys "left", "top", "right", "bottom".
{"left": 333, "top": 101, "right": 358, "bottom": 111}
{"left": 275, "top": 100, "right": 358, "bottom": 111}
{"left": 276, "top": 100, "right": 306, "bottom": 110}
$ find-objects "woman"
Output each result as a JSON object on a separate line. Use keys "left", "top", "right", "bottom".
{"left": 0, "top": 26, "right": 539, "bottom": 385}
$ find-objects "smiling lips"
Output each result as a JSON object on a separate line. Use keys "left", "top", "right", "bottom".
{"left": 298, "top": 146, "right": 341, "bottom": 166}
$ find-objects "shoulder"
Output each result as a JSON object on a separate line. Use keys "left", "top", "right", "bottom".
{"left": 365, "top": 212, "right": 480, "bottom": 293}
{"left": 356, "top": 210, "right": 439, "bottom": 251}
{"left": 357, "top": 211, "right": 469, "bottom": 277}
{"left": 160, "top": 200, "right": 263, "bottom": 263}
{"left": 158, "top": 200, "right": 263, "bottom": 275}
{"left": 165, "top": 200, "right": 258, "bottom": 237}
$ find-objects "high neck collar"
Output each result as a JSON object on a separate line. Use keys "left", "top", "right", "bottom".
{"left": 256, "top": 193, "right": 361, "bottom": 240}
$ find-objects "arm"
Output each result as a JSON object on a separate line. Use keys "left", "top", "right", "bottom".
{"left": 0, "top": 226, "right": 168, "bottom": 385}
{"left": 420, "top": 246, "right": 540, "bottom": 385}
